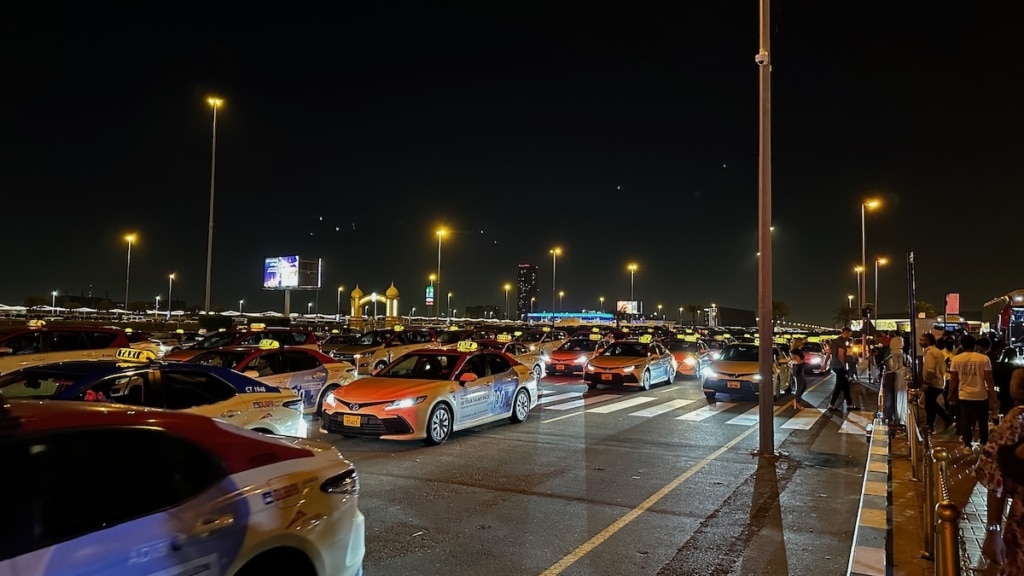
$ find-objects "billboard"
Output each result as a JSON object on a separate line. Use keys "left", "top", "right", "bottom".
{"left": 616, "top": 300, "right": 638, "bottom": 315}
{"left": 263, "top": 256, "right": 322, "bottom": 290}
{"left": 425, "top": 285, "right": 435, "bottom": 306}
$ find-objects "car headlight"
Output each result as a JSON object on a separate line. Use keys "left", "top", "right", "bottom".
{"left": 541, "top": 354, "right": 551, "bottom": 363}
{"left": 529, "top": 344, "right": 537, "bottom": 352}
{"left": 385, "top": 395, "right": 427, "bottom": 410}
{"left": 683, "top": 357, "right": 696, "bottom": 366}
{"left": 702, "top": 368, "right": 719, "bottom": 379}
{"left": 711, "top": 352, "right": 722, "bottom": 360}
{"left": 576, "top": 355, "right": 589, "bottom": 364}
{"left": 809, "top": 357, "right": 821, "bottom": 365}
{"left": 586, "top": 363, "right": 596, "bottom": 372}
{"left": 325, "top": 393, "right": 337, "bottom": 407}
{"left": 752, "top": 374, "right": 762, "bottom": 381}
{"left": 622, "top": 365, "right": 638, "bottom": 373}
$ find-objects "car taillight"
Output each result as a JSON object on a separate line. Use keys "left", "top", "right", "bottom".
{"left": 321, "top": 467, "right": 359, "bottom": 496}
{"left": 283, "top": 399, "right": 303, "bottom": 413}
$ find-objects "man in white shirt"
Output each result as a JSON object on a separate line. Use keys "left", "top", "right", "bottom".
{"left": 919, "top": 333, "right": 953, "bottom": 431}
{"left": 948, "top": 334, "right": 995, "bottom": 450}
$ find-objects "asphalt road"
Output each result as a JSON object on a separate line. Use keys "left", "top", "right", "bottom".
{"left": 310, "top": 371, "right": 876, "bottom": 576}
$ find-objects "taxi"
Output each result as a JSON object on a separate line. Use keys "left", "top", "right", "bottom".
{"left": 543, "top": 332, "right": 607, "bottom": 376}
{"left": 0, "top": 348, "right": 306, "bottom": 437}
{"left": 700, "top": 342, "right": 792, "bottom": 402}
{"left": 321, "top": 341, "right": 538, "bottom": 445}
{"left": 436, "top": 326, "right": 499, "bottom": 349}
{"left": 666, "top": 332, "right": 711, "bottom": 379}
{"left": 162, "top": 325, "right": 320, "bottom": 362}
{"left": 514, "top": 327, "right": 569, "bottom": 355}
{"left": 0, "top": 321, "right": 130, "bottom": 376}
{"left": 185, "top": 340, "right": 356, "bottom": 415}
{"left": 0, "top": 397, "right": 364, "bottom": 576}
{"left": 329, "top": 325, "right": 438, "bottom": 375}
{"left": 474, "top": 334, "right": 546, "bottom": 381}
{"left": 583, "top": 335, "right": 676, "bottom": 390}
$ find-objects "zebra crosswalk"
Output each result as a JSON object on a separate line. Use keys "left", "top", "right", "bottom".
{"left": 535, "top": 388, "right": 875, "bottom": 433}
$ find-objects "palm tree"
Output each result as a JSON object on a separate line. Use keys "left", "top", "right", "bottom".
{"left": 833, "top": 306, "right": 857, "bottom": 328}
{"left": 685, "top": 304, "right": 703, "bottom": 326}
{"left": 771, "top": 300, "right": 789, "bottom": 322}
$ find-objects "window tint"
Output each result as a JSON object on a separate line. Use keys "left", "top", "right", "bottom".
{"left": 4, "top": 428, "right": 226, "bottom": 557}
{"left": 459, "top": 354, "right": 489, "bottom": 379}
{"left": 486, "top": 353, "right": 512, "bottom": 375}
{"left": 0, "top": 370, "right": 81, "bottom": 399}
{"left": 45, "top": 331, "right": 89, "bottom": 352}
{"left": 282, "top": 351, "right": 321, "bottom": 372}
{"left": 161, "top": 371, "right": 238, "bottom": 409}
{"left": 291, "top": 332, "right": 309, "bottom": 344}
{"left": 88, "top": 371, "right": 158, "bottom": 406}
{"left": 86, "top": 331, "right": 121, "bottom": 348}
{"left": 249, "top": 351, "right": 282, "bottom": 377}
{"left": 1, "top": 332, "right": 42, "bottom": 354}
{"left": 237, "top": 333, "right": 265, "bottom": 346}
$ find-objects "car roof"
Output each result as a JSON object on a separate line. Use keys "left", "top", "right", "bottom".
{"left": 0, "top": 400, "right": 312, "bottom": 475}
{"left": 6, "top": 361, "right": 283, "bottom": 395}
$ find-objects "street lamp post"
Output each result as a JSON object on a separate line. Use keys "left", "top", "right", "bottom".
{"left": 854, "top": 266, "right": 864, "bottom": 310}
{"left": 558, "top": 290, "right": 564, "bottom": 310}
{"left": 428, "top": 274, "right": 436, "bottom": 318}
{"left": 436, "top": 229, "right": 446, "bottom": 320}
{"left": 155, "top": 296, "right": 160, "bottom": 319}
{"left": 860, "top": 199, "right": 880, "bottom": 359}
{"left": 848, "top": 294, "right": 854, "bottom": 308}
{"left": 124, "top": 234, "right": 135, "bottom": 313}
{"left": 875, "top": 257, "right": 888, "bottom": 320}
{"left": 530, "top": 297, "right": 535, "bottom": 313}
{"left": 600, "top": 296, "right": 605, "bottom": 312}
{"left": 307, "top": 302, "right": 313, "bottom": 315}
{"left": 657, "top": 304, "right": 663, "bottom": 319}
{"left": 678, "top": 306, "right": 683, "bottom": 323}
{"left": 336, "top": 286, "right": 344, "bottom": 321}
{"left": 51, "top": 290, "right": 57, "bottom": 314}
{"left": 550, "top": 247, "right": 561, "bottom": 314}
{"left": 204, "top": 96, "right": 223, "bottom": 313}
{"left": 239, "top": 299, "right": 244, "bottom": 314}
{"left": 167, "top": 273, "right": 175, "bottom": 321}
{"left": 503, "top": 283, "right": 511, "bottom": 320}
{"left": 371, "top": 292, "right": 378, "bottom": 326}
{"left": 627, "top": 263, "right": 638, "bottom": 303}
{"left": 447, "top": 292, "right": 453, "bottom": 320}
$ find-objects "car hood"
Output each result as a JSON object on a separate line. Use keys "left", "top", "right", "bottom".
{"left": 709, "top": 360, "right": 759, "bottom": 374}
{"left": 589, "top": 356, "right": 649, "bottom": 368}
{"left": 335, "top": 377, "right": 449, "bottom": 401}
{"left": 549, "top": 350, "right": 591, "bottom": 360}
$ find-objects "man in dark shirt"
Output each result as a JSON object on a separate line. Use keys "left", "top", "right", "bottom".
{"left": 828, "top": 326, "right": 859, "bottom": 411}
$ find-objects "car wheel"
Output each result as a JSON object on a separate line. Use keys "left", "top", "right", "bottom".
{"left": 509, "top": 389, "right": 530, "bottom": 423}
{"left": 374, "top": 360, "right": 388, "bottom": 373}
{"left": 586, "top": 380, "right": 598, "bottom": 390}
{"left": 532, "top": 363, "right": 544, "bottom": 382}
{"left": 641, "top": 370, "right": 652, "bottom": 391}
{"left": 705, "top": 392, "right": 716, "bottom": 403}
{"left": 665, "top": 366, "right": 675, "bottom": 385}
{"left": 316, "top": 383, "right": 340, "bottom": 417}
{"left": 424, "top": 403, "right": 453, "bottom": 446}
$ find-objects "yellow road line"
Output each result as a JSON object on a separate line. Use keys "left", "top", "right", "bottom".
{"left": 540, "top": 401, "right": 790, "bottom": 575}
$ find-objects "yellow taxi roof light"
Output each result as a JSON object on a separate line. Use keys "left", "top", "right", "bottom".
{"left": 638, "top": 334, "right": 653, "bottom": 344}
{"left": 589, "top": 333, "right": 602, "bottom": 341}
{"left": 115, "top": 348, "right": 156, "bottom": 363}
{"left": 497, "top": 333, "right": 512, "bottom": 342}
{"left": 393, "top": 325, "right": 406, "bottom": 332}
{"left": 258, "top": 339, "right": 280, "bottom": 349}
{"left": 456, "top": 341, "right": 479, "bottom": 352}
{"left": 250, "top": 323, "right": 266, "bottom": 331}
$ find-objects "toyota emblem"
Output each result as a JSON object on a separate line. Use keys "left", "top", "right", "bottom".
{"left": 350, "top": 404, "right": 360, "bottom": 412}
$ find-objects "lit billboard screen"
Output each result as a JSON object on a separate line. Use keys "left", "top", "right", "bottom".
{"left": 263, "top": 256, "right": 322, "bottom": 290}
{"left": 616, "top": 300, "right": 638, "bottom": 314}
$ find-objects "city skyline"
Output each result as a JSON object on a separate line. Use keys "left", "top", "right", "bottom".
{"left": 3, "top": 8, "right": 1020, "bottom": 323}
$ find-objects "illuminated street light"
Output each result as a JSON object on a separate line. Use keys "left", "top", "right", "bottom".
{"left": 336, "top": 285, "right": 345, "bottom": 321}
{"left": 436, "top": 229, "right": 446, "bottom": 320}
{"left": 600, "top": 296, "right": 605, "bottom": 312}
{"left": 860, "top": 199, "right": 880, "bottom": 355}
{"left": 155, "top": 295, "right": 160, "bottom": 314}
{"left": 558, "top": 290, "right": 564, "bottom": 310}
{"left": 875, "top": 257, "right": 888, "bottom": 319}
{"left": 447, "top": 292, "right": 453, "bottom": 320}
{"left": 503, "top": 283, "right": 511, "bottom": 320}
{"left": 124, "top": 233, "right": 135, "bottom": 313}
{"left": 627, "top": 263, "right": 638, "bottom": 303}
{"left": 678, "top": 306, "right": 683, "bottom": 323}
{"left": 854, "top": 266, "right": 864, "bottom": 310}
{"left": 239, "top": 299, "right": 244, "bottom": 314}
{"left": 550, "top": 247, "right": 562, "bottom": 313}
{"left": 204, "top": 96, "right": 224, "bottom": 313}
{"left": 167, "top": 273, "right": 175, "bottom": 321}
{"left": 530, "top": 296, "right": 535, "bottom": 313}
{"left": 848, "top": 294, "right": 854, "bottom": 308}
{"left": 657, "top": 304, "right": 663, "bottom": 318}
{"left": 428, "top": 273, "right": 436, "bottom": 317}
{"left": 51, "top": 290, "right": 57, "bottom": 314}
{"left": 307, "top": 302, "right": 313, "bottom": 315}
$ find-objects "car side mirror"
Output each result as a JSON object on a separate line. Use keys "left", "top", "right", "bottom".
{"left": 242, "top": 370, "right": 259, "bottom": 378}
{"left": 459, "top": 372, "right": 478, "bottom": 384}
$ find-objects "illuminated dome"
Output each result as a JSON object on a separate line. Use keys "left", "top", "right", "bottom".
{"left": 350, "top": 285, "right": 364, "bottom": 299}
{"left": 385, "top": 283, "right": 399, "bottom": 298}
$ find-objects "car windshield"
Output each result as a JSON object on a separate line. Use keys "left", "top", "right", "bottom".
{"left": 354, "top": 331, "right": 391, "bottom": 346}
{"left": 190, "top": 350, "right": 251, "bottom": 370}
{"left": 801, "top": 342, "right": 824, "bottom": 353}
{"left": 517, "top": 332, "right": 546, "bottom": 343}
{"left": 0, "top": 369, "right": 85, "bottom": 399}
{"left": 667, "top": 341, "right": 699, "bottom": 352}
{"left": 600, "top": 343, "right": 649, "bottom": 357}
{"left": 193, "top": 332, "right": 239, "bottom": 350}
{"left": 436, "top": 331, "right": 470, "bottom": 344}
{"left": 719, "top": 346, "right": 759, "bottom": 362}
{"left": 557, "top": 339, "right": 599, "bottom": 352}
{"left": 375, "top": 353, "right": 463, "bottom": 379}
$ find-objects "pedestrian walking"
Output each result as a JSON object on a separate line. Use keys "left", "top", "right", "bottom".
{"left": 919, "top": 333, "right": 953, "bottom": 432}
{"left": 828, "top": 327, "right": 859, "bottom": 411}
{"left": 949, "top": 334, "right": 996, "bottom": 451}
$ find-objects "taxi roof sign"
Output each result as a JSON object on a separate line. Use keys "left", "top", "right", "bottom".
{"left": 258, "top": 339, "right": 280, "bottom": 349}
{"left": 456, "top": 341, "right": 479, "bottom": 352}
{"left": 589, "top": 333, "right": 602, "bottom": 341}
{"left": 115, "top": 348, "right": 156, "bottom": 363}
{"left": 542, "top": 326, "right": 551, "bottom": 332}
{"left": 684, "top": 334, "right": 699, "bottom": 342}
{"left": 27, "top": 319, "right": 46, "bottom": 328}
{"left": 592, "top": 327, "right": 601, "bottom": 333}
{"left": 449, "top": 325, "right": 461, "bottom": 331}
{"left": 638, "top": 334, "right": 653, "bottom": 344}
{"left": 676, "top": 333, "right": 687, "bottom": 340}
{"left": 393, "top": 324, "right": 405, "bottom": 332}
{"left": 175, "top": 328, "right": 184, "bottom": 334}
{"left": 250, "top": 323, "right": 266, "bottom": 331}
{"left": 497, "top": 333, "right": 512, "bottom": 342}
{"left": 513, "top": 331, "right": 523, "bottom": 337}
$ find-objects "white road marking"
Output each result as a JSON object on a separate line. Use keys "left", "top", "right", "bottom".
{"left": 545, "top": 394, "right": 620, "bottom": 411}
{"left": 629, "top": 398, "right": 695, "bottom": 417}
{"left": 587, "top": 396, "right": 657, "bottom": 414}
{"left": 839, "top": 410, "right": 874, "bottom": 434}
{"left": 725, "top": 406, "right": 761, "bottom": 426}
{"left": 676, "top": 402, "right": 736, "bottom": 421}
{"left": 781, "top": 407, "right": 827, "bottom": 429}
{"left": 537, "top": 392, "right": 583, "bottom": 405}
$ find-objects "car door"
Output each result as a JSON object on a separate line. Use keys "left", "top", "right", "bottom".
{"left": 281, "top": 350, "right": 326, "bottom": 411}
{"left": 453, "top": 354, "right": 492, "bottom": 427}
{"left": 159, "top": 370, "right": 243, "bottom": 421}
{"left": 247, "top": 351, "right": 291, "bottom": 390}
{"left": 2, "top": 427, "right": 247, "bottom": 576}
{"left": 485, "top": 353, "right": 518, "bottom": 419}
{"left": 0, "top": 331, "right": 44, "bottom": 375}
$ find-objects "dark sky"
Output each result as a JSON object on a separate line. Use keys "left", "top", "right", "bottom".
{"left": 3, "top": 6, "right": 1021, "bottom": 324}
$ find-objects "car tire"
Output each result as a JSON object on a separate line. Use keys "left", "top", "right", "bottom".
{"left": 665, "top": 367, "right": 675, "bottom": 385}
{"left": 641, "top": 370, "right": 652, "bottom": 391}
{"left": 374, "top": 360, "right": 389, "bottom": 373}
{"left": 237, "top": 548, "right": 315, "bottom": 576}
{"left": 533, "top": 363, "right": 544, "bottom": 382}
{"left": 509, "top": 389, "right": 530, "bottom": 423}
{"left": 705, "top": 392, "right": 716, "bottom": 403}
{"left": 424, "top": 403, "right": 453, "bottom": 446}
{"left": 316, "top": 383, "right": 340, "bottom": 417}
{"left": 586, "top": 380, "right": 598, "bottom": 390}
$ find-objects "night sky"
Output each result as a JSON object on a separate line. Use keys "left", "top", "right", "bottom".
{"left": 3, "top": 6, "right": 1020, "bottom": 323}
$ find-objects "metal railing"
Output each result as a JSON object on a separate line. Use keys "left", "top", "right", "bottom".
{"left": 907, "top": 388, "right": 965, "bottom": 575}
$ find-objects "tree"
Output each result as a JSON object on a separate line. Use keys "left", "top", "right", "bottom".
{"left": 906, "top": 300, "right": 939, "bottom": 319}
{"left": 833, "top": 306, "right": 857, "bottom": 328}
{"left": 771, "top": 300, "right": 789, "bottom": 322}
{"left": 685, "top": 304, "right": 703, "bottom": 326}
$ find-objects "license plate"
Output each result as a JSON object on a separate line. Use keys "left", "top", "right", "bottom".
{"left": 727, "top": 381, "right": 741, "bottom": 389}
{"left": 556, "top": 364, "right": 566, "bottom": 371}
{"left": 601, "top": 373, "right": 612, "bottom": 380}
{"left": 343, "top": 415, "right": 361, "bottom": 427}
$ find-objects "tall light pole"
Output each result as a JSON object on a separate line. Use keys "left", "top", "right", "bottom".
{"left": 657, "top": 304, "right": 663, "bottom": 319}
{"left": 853, "top": 266, "right": 864, "bottom": 310}
{"left": 307, "top": 302, "right": 313, "bottom": 315}
{"left": 124, "top": 233, "right": 135, "bottom": 312}
{"left": 155, "top": 296, "right": 160, "bottom": 318}
{"left": 875, "top": 257, "right": 888, "bottom": 321}
{"left": 239, "top": 299, "right": 244, "bottom": 314}
{"left": 558, "top": 290, "right": 564, "bottom": 311}
{"left": 859, "top": 199, "right": 879, "bottom": 357}
{"left": 371, "top": 292, "right": 378, "bottom": 325}
{"left": 336, "top": 285, "right": 344, "bottom": 321}
{"left": 167, "top": 273, "right": 175, "bottom": 321}
{"left": 204, "top": 96, "right": 223, "bottom": 313}
{"left": 550, "top": 247, "right": 561, "bottom": 314}
{"left": 678, "top": 306, "right": 683, "bottom": 323}
{"left": 51, "top": 290, "right": 57, "bottom": 314}
{"left": 755, "top": 0, "right": 775, "bottom": 456}
{"left": 436, "top": 229, "right": 446, "bottom": 320}
{"left": 600, "top": 296, "right": 605, "bottom": 312}
{"left": 848, "top": 294, "right": 854, "bottom": 308}
{"left": 503, "top": 283, "right": 511, "bottom": 320}
{"left": 447, "top": 292, "right": 453, "bottom": 320}
{"left": 530, "top": 297, "right": 535, "bottom": 313}
{"left": 627, "top": 263, "right": 638, "bottom": 303}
